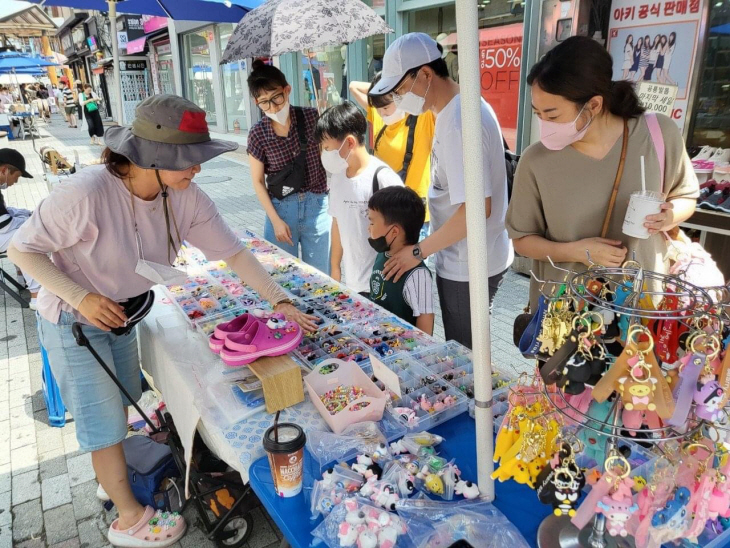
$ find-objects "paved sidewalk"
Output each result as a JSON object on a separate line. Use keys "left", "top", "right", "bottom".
{"left": 0, "top": 114, "right": 531, "bottom": 548}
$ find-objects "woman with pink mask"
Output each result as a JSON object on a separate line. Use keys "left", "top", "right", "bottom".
{"left": 505, "top": 37, "right": 699, "bottom": 311}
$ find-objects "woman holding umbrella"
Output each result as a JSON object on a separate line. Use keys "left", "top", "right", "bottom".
{"left": 8, "top": 95, "right": 316, "bottom": 548}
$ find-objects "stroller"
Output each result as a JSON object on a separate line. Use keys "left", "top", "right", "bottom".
{"left": 72, "top": 320, "right": 261, "bottom": 548}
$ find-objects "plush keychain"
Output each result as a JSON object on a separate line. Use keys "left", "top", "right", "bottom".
{"left": 536, "top": 440, "right": 585, "bottom": 517}
{"left": 648, "top": 487, "right": 692, "bottom": 547}
{"left": 571, "top": 452, "right": 635, "bottom": 531}
{"left": 668, "top": 333, "right": 720, "bottom": 426}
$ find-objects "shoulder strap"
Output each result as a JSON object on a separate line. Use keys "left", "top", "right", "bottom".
{"left": 373, "top": 124, "right": 387, "bottom": 153}
{"left": 372, "top": 166, "right": 386, "bottom": 195}
{"left": 398, "top": 115, "right": 418, "bottom": 181}
{"left": 600, "top": 120, "right": 629, "bottom": 239}
{"left": 645, "top": 113, "right": 665, "bottom": 193}
{"left": 293, "top": 107, "right": 308, "bottom": 154}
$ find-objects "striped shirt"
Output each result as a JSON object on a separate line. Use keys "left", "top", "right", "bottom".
{"left": 62, "top": 88, "right": 75, "bottom": 105}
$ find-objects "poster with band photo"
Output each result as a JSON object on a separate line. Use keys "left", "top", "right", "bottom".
{"left": 607, "top": 0, "right": 705, "bottom": 131}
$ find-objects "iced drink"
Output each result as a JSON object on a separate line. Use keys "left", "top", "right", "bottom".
{"left": 622, "top": 190, "right": 665, "bottom": 239}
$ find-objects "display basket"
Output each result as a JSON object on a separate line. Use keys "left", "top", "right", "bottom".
{"left": 304, "top": 359, "right": 387, "bottom": 434}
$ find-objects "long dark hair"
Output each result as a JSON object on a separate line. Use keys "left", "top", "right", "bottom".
{"left": 527, "top": 36, "right": 645, "bottom": 119}
{"left": 247, "top": 59, "right": 288, "bottom": 99}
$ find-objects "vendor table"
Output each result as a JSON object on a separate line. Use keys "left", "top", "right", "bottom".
{"left": 248, "top": 414, "right": 550, "bottom": 548}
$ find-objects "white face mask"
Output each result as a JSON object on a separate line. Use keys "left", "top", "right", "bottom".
{"left": 393, "top": 74, "right": 431, "bottom": 116}
{"left": 265, "top": 101, "right": 290, "bottom": 125}
{"left": 0, "top": 172, "right": 7, "bottom": 191}
{"left": 133, "top": 231, "right": 187, "bottom": 285}
{"left": 381, "top": 109, "right": 406, "bottom": 125}
{"left": 320, "top": 139, "right": 351, "bottom": 174}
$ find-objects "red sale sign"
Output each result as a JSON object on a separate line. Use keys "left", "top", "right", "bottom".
{"left": 479, "top": 24, "right": 523, "bottom": 150}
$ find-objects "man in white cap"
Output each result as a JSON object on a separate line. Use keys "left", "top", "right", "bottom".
{"left": 372, "top": 32, "right": 513, "bottom": 349}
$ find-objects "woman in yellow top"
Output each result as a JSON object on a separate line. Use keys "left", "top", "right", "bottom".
{"left": 349, "top": 74, "right": 435, "bottom": 232}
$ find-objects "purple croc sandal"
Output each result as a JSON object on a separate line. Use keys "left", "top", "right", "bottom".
{"left": 220, "top": 314, "right": 303, "bottom": 367}
{"left": 208, "top": 312, "right": 260, "bottom": 354}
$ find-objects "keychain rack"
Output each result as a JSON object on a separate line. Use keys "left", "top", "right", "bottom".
{"left": 536, "top": 265, "right": 720, "bottom": 548}
{"left": 570, "top": 266, "right": 715, "bottom": 320}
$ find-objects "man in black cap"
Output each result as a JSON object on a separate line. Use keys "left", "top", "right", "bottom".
{"left": 0, "top": 148, "right": 39, "bottom": 308}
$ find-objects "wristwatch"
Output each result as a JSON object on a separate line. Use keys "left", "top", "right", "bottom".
{"left": 413, "top": 244, "right": 423, "bottom": 259}
{"left": 274, "top": 298, "right": 294, "bottom": 308}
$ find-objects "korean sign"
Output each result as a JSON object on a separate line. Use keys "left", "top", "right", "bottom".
{"left": 607, "top": 0, "right": 705, "bottom": 131}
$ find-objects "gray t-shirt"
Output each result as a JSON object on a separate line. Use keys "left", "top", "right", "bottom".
{"left": 506, "top": 114, "right": 699, "bottom": 311}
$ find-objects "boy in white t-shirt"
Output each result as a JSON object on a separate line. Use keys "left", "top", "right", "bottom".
{"left": 315, "top": 102, "right": 403, "bottom": 294}
{"left": 370, "top": 33, "right": 514, "bottom": 349}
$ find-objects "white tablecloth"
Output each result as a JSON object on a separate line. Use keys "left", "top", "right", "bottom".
{"left": 138, "top": 293, "right": 328, "bottom": 484}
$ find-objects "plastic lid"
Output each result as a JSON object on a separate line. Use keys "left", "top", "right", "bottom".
{"left": 263, "top": 423, "right": 306, "bottom": 454}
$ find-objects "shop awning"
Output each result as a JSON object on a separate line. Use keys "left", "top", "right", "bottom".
{"left": 126, "top": 36, "right": 147, "bottom": 55}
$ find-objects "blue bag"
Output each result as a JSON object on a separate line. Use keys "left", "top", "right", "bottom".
{"left": 123, "top": 436, "right": 180, "bottom": 510}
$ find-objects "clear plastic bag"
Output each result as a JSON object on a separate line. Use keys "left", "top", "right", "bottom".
{"left": 395, "top": 498, "right": 530, "bottom": 548}
{"left": 310, "top": 481, "right": 349, "bottom": 520}
{"left": 312, "top": 497, "right": 409, "bottom": 548}
{"left": 306, "top": 419, "right": 405, "bottom": 471}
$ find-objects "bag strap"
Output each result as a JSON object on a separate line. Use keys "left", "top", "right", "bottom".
{"left": 645, "top": 113, "right": 665, "bottom": 193}
{"left": 397, "top": 115, "right": 418, "bottom": 181}
{"left": 600, "top": 119, "right": 630, "bottom": 238}
{"left": 293, "top": 107, "right": 308, "bottom": 156}
{"left": 372, "top": 166, "right": 386, "bottom": 195}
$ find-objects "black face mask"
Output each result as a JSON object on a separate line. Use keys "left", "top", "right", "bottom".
{"left": 368, "top": 226, "right": 396, "bottom": 253}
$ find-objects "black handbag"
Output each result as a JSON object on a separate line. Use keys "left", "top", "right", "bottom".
{"left": 265, "top": 107, "right": 308, "bottom": 200}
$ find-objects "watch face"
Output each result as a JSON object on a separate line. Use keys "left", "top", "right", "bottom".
{"left": 413, "top": 246, "right": 420, "bottom": 257}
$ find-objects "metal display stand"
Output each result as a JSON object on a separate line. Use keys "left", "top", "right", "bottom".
{"left": 535, "top": 265, "right": 718, "bottom": 548}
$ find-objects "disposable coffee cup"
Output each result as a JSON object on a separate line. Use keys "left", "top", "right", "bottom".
{"left": 622, "top": 190, "right": 665, "bottom": 239}
{"left": 263, "top": 422, "right": 306, "bottom": 497}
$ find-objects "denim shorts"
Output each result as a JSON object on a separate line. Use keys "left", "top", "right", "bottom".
{"left": 37, "top": 312, "right": 142, "bottom": 452}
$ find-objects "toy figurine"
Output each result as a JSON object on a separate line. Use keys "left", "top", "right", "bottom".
{"left": 694, "top": 380, "right": 724, "bottom": 421}
{"left": 455, "top": 479, "right": 480, "bottom": 499}
{"left": 596, "top": 495, "right": 639, "bottom": 536}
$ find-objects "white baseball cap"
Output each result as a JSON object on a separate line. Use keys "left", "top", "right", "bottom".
{"left": 370, "top": 32, "right": 441, "bottom": 95}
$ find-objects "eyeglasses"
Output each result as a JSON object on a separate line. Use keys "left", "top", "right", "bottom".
{"left": 391, "top": 71, "right": 419, "bottom": 98}
{"left": 256, "top": 92, "right": 286, "bottom": 111}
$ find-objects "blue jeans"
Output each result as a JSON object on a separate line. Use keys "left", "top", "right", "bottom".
{"left": 37, "top": 312, "right": 142, "bottom": 452}
{"left": 264, "top": 191, "right": 331, "bottom": 275}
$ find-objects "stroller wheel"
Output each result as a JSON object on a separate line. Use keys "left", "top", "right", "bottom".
{"left": 215, "top": 512, "right": 253, "bottom": 548}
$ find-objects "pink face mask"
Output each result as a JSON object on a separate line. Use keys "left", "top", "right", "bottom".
{"left": 538, "top": 104, "right": 593, "bottom": 151}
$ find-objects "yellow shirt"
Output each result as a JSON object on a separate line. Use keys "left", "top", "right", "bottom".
{"left": 367, "top": 106, "right": 435, "bottom": 222}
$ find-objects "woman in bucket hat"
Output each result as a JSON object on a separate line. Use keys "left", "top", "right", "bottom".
{"left": 8, "top": 95, "right": 317, "bottom": 548}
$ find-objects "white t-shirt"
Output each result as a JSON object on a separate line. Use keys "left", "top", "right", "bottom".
{"left": 329, "top": 156, "right": 403, "bottom": 293}
{"left": 429, "top": 94, "right": 514, "bottom": 281}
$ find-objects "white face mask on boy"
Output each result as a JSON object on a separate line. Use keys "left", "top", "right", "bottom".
{"left": 320, "top": 139, "right": 351, "bottom": 174}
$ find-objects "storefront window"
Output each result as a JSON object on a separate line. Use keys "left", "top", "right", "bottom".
{"left": 407, "top": 1, "right": 524, "bottom": 149}
{"left": 691, "top": 1, "right": 730, "bottom": 147}
{"left": 297, "top": 47, "right": 348, "bottom": 110}
{"left": 219, "top": 23, "right": 249, "bottom": 132}
{"left": 182, "top": 27, "right": 217, "bottom": 125}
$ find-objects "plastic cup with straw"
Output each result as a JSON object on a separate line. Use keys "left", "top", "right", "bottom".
{"left": 622, "top": 155, "right": 665, "bottom": 239}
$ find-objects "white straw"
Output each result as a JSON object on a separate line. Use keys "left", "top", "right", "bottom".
{"left": 640, "top": 155, "right": 646, "bottom": 193}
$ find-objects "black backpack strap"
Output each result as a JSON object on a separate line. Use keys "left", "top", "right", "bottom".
{"left": 397, "top": 115, "right": 418, "bottom": 181}
{"left": 372, "top": 166, "right": 386, "bottom": 195}
{"left": 373, "top": 124, "right": 387, "bottom": 153}
{"left": 293, "top": 107, "right": 308, "bottom": 156}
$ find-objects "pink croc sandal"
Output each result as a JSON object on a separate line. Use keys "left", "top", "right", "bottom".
{"left": 220, "top": 313, "right": 303, "bottom": 367}
{"left": 107, "top": 506, "right": 186, "bottom": 547}
{"left": 208, "top": 312, "right": 260, "bottom": 354}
